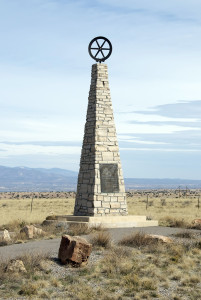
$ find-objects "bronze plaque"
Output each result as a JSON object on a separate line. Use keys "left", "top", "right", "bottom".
{"left": 100, "top": 164, "right": 119, "bottom": 193}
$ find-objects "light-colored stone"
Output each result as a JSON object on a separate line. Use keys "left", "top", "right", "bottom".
{"left": 20, "top": 225, "right": 45, "bottom": 239}
{"left": 193, "top": 219, "right": 201, "bottom": 225}
{"left": 6, "top": 260, "right": 27, "bottom": 273}
{"left": 3, "top": 229, "right": 11, "bottom": 242}
{"left": 147, "top": 234, "right": 173, "bottom": 243}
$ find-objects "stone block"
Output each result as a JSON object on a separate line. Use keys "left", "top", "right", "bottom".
{"left": 110, "top": 202, "right": 121, "bottom": 208}
{"left": 110, "top": 197, "right": 118, "bottom": 202}
{"left": 102, "top": 202, "right": 110, "bottom": 208}
{"left": 93, "top": 201, "right": 102, "bottom": 207}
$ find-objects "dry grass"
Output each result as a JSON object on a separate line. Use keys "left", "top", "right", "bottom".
{"left": 118, "top": 231, "right": 160, "bottom": 247}
{"left": 1, "top": 190, "right": 201, "bottom": 298}
{"left": 68, "top": 223, "right": 91, "bottom": 236}
{"left": 126, "top": 192, "right": 201, "bottom": 224}
{"left": 1, "top": 191, "right": 201, "bottom": 228}
{"left": 0, "top": 252, "right": 50, "bottom": 298}
{"left": 90, "top": 231, "right": 112, "bottom": 248}
{"left": 1, "top": 240, "right": 201, "bottom": 299}
{"left": 0, "top": 197, "right": 75, "bottom": 226}
{"left": 173, "top": 231, "right": 196, "bottom": 239}
{"left": 159, "top": 216, "right": 190, "bottom": 228}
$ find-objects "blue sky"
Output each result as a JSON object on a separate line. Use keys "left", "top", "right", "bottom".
{"left": 1, "top": 0, "right": 201, "bottom": 179}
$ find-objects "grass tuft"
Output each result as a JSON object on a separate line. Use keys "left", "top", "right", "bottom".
{"left": 118, "top": 232, "right": 159, "bottom": 248}
{"left": 68, "top": 223, "right": 91, "bottom": 236}
{"left": 90, "top": 231, "right": 111, "bottom": 248}
{"left": 173, "top": 231, "right": 195, "bottom": 239}
{"left": 159, "top": 217, "right": 189, "bottom": 228}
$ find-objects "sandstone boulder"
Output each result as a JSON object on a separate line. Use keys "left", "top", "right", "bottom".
{"left": 58, "top": 235, "right": 92, "bottom": 265}
{"left": 5, "top": 259, "right": 27, "bottom": 273}
{"left": 20, "top": 225, "right": 45, "bottom": 239}
{"left": 147, "top": 234, "right": 173, "bottom": 243}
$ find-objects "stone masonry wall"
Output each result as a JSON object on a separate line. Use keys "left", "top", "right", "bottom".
{"left": 74, "top": 63, "right": 128, "bottom": 216}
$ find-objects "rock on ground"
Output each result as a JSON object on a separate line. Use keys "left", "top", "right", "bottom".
{"left": 193, "top": 219, "right": 201, "bottom": 225}
{"left": 5, "top": 259, "right": 27, "bottom": 273}
{"left": 147, "top": 234, "right": 173, "bottom": 243}
{"left": 58, "top": 235, "right": 92, "bottom": 265}
{"left": 20, "top": 225, "right": 45, "bottom": 239}
{"left": 3, "top": 229, "right": 11, "bottom": 242}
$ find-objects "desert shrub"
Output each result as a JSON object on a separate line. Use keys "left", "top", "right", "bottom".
{"left": 141, "top": 278, "right": 157, "bottom": 290}
{"left": 90, "top": 224, "right": 105, "bottom": 231}
{"left": 189, "top": 223, "right": 201, "bottom": 230}
{"left": 68, "top": 223, "right": 91, "bottom": 236}
{"left": 160, "top": 199, "right": 166, "bottom": 206}
{"left": 118, "top": 232, "right": 159, "bottom": 248}
{"left": 159, "top": 217, "right": 189, "bottom": 228}
{"left": 90, "top": 231, "right": 111, "bottom": 248}
{"left": 17, "top": 253, "right": 50, "bottom": 277}
{"left": 100, "top": 247, "right": 134, "bottom": 277}
{"left": 18, "top": 283, "right": 38, "bottom": 296}
{"left": 173, "top": 231, "right": 195, "bottom": 239}
{"left": 0, "top": 220, "right": 27, "bottom": 231}
{"left": 46, "top": 215, "right": 57, "bottom": 220}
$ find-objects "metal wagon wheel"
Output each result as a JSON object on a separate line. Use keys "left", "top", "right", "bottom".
{"left": 88, "top": 36, "right": 112, "bottom": 63}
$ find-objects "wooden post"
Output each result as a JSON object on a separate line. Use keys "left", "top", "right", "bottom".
{"left": 30, "top": 197, "right": 34, "bottom": 212}
{"left": 146, "top": 194, "right": 149, "bottom": 210}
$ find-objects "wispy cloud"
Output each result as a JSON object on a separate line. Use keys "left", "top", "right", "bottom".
{"left": 134, "top": 100, "right": 201, "bottom": 119}
{"left": 1, "top": 1, "right": 201, "bottom": 178}
{"left": 117, "top": 101, "right": 201, "bottom": 154}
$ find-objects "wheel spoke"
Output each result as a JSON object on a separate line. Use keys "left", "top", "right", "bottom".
{"left": 101, "top": 50, "right": 105, "bottom": 58}
{"left": 101, "top": 40, "right": 106, "bottom": 47}
{"left": 96, "top": 40, "right": 100, "bottom": 48}
{"left": 95, "top": 50, "right": 100, "bottom": 58}
{"left": 102, "top": 48, "right": 110, "bottom": 50}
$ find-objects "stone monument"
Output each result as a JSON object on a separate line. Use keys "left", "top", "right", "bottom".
{"left": 74, "top": 62, "right": 128, "bottom": 216}
{"left": 45, "top": 37, "right": 158, "bottom": 227}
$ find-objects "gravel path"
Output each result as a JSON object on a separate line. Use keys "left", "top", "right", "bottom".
{"left": 0, "top": 226, "right": 200, "bottom": 262}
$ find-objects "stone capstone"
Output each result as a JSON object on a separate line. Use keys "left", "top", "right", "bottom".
{"left": 58, "top": 235, "right": 92, "bottom": 265}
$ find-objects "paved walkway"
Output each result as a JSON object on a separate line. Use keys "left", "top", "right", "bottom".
{"left": 0, "top": 227, "right": 200, "bottom": 262}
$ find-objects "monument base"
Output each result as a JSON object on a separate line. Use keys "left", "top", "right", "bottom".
{"left": 44, "top": 215, "right": 158, "bottom": 228}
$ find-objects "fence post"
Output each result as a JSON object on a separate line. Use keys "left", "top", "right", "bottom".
{"left": 146, "top": 194, "right": 149, "bottom": 210}
{"left": 30, "top": 197, "right": 34, "bottom": 212}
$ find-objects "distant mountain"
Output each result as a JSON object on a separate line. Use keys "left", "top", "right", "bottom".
{"left": 34, "top": 167, "right": 77, "bottom": 177}
{"left": 125, "top": 178, "right": 201, "bottom": 190}
{"left": 0, "top": 166, "right": 77, "bottom": 192}
{"left": 0, "top": 165, "right": 201, "bottom": 192}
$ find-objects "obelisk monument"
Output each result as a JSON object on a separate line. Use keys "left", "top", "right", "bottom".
{"left": 45, "top": 37, "right": 158, "bottom": 227}
{"left": 74, "top": 37, "right": 128, "bottom": 216}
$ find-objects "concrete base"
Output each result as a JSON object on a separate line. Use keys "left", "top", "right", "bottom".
{"left": 44, "top": 215, "right": 158, "bottom": 228}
